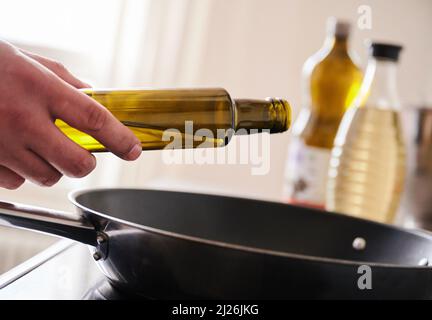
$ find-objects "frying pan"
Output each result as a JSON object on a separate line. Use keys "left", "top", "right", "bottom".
{"left": 1, "top": 188, "right": 432, "bottom": 299}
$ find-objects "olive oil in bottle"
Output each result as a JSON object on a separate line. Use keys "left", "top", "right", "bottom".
{"left": 283, "top": 18, "right": 362, "bottom": 208}
{"left": 56, "top": 88, "right": 291, "bottom": 151}
{"left": 326, "top": 43, "right": 405, "bottom": 223}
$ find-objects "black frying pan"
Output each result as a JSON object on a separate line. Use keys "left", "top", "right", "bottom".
{"left": 1, "top": 188, "right": 432, "bottom": 299}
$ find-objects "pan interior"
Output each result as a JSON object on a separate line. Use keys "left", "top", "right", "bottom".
{"left": 74, "top": 189, "right": 432, "bottom": 266}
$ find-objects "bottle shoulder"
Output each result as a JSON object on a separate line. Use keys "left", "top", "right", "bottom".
{"left": 313, "top": 55, "right": 361, "bottom": 75}
{"left": 304, "top": 43, "right": 360, "bottom": 68}
{"left": 302, "top": 48, "right": 329, "bottom": 77}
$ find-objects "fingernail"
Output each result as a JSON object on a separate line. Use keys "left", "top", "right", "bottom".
{"left": 90, "top": 154, "right": 97, "bottom": 169}
{"left": 125, "top": 144, "right": 142, "bottom": 161}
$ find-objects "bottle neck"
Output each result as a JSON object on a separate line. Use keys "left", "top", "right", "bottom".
{"left": 324, "top": 18, "right": 350, "bottom": 53}
{"left": 359, "top": 57, "right": 400, "bottom": 110}
{"left": 323, "top": 34, "right": 349, "bottom": 56}
{"left": 233, "top": 98, "right": 291, "bottom": 134}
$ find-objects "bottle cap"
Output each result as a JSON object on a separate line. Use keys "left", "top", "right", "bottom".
{"left": 326, "top": 17, "right": 351, "bottom": 38}
{"left": 370, "top": 42, "right": 403, "bottom": 61}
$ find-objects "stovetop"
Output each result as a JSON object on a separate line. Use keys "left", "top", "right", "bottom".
{"left": 0, "top": 240, "right": 124, "bottom": 300}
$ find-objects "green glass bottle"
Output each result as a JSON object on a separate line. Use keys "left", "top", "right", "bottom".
{"left": 56, "top": 88, "right": 291, "bottom": 151}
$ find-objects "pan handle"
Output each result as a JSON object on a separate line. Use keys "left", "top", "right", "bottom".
{"left": 0, "top": 200, "right": 97, "bottom": 246}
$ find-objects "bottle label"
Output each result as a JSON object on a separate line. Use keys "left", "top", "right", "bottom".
{"left": 283, "top": 139, "right": 331, "bottom": 209}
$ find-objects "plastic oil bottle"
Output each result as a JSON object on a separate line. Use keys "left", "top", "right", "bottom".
{"left": 326, "top": 43, "right": 406, "bottom": 223}
{"left": 283, "top": 18, "right": 362, "bottom": 208}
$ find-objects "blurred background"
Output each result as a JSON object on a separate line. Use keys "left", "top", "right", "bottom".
{"left": 0, "top": 0, "right": 431, "bottom": 273}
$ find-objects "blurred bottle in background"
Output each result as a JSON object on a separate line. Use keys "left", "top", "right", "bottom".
{"left": 397, "top": 75, "right": 432, "bottom": 229}
{"left": 283, "top": 17, "right": 362, "bottom": 209}
{"left": 398, "top": 106, "right": 432, "bottom": 230}
{"left": 326, "top": 43, "right": 405, "bottom": 224}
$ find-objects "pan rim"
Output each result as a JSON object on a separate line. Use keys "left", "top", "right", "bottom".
{"left": 69, "top": 187, "right": 432, "bottom": 270}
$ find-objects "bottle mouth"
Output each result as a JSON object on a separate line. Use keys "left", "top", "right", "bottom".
{"left": 266, "top": 98, "right": 292, "bottom": 133}
{"left": 326, "top": 17, "right": 351, "bottom": 39}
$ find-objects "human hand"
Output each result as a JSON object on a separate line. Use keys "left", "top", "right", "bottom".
{"left": 0, "top": 40, "right": 141, "bottom": 189}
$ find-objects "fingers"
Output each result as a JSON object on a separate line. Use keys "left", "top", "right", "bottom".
{"left": 48, "top": 85, "right": 142, "bottom": 161}
{"left": 0, "top": 166, "right": 25, "bottom": 190}
{"left": 28, "top": 124, "right": 96, "bottom": 178}
{"left": 20, "top": 49, "right": 91, "bottom": 89}
{"left": 0, "top": 44, "right": 141, "bottom": 191}
{"left": 2, "top": 149, "right": 62, "bottom": 187}
{"left": 20, "top": 48, "right": 142, "bottom": 161}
